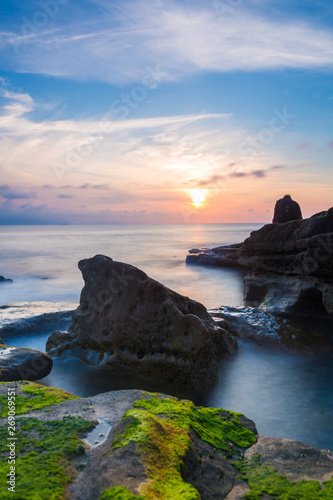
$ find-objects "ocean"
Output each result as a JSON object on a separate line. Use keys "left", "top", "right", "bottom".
{"left": 1, "top": 224, "right": 332, "bottom": 451}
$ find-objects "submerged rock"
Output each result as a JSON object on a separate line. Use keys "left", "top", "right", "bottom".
{"left": 0, "top": 345, "right": 53, "bottom": 381}
{"left": 209, "top": 305, "right": 333, "bottom": 352}
{"left": 47, "top": 255, "right": 237, "bottom": 391}
{"left": 0, "top": 381, "right": 332, "bottom": 499}
{"left": 186, "top": 243, "right": 247, "bottom": 269}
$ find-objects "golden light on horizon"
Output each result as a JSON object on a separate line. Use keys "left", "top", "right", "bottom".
{"left": 189, "top": 189, "right": 207, "bottom": 207}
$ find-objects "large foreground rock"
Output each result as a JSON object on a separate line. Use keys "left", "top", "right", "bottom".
{"left": 187, "top": 209, "right": 333, "bottom": 316}
{"left": 0, "top": 345, "right": 52, "bottom": 381}
{"left": 47, "top": 255, "right": 237, "bottom": 391}
{"left": 0, "top": 382, "right": 332, "bottom": 499}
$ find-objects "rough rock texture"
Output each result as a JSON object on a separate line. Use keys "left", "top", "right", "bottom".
{"left": 245, "top": 435, "right": 333, "bottom": 484}
{"left": 187, "top": 208, "right": 333, "bottom": 316}
{"left": 209, "top": 306, "right": 333, "bottom": 352}
{"left": 0, "top": 382, "right": 332, "bottom": 500}
{"left": 186, "top": 244, "right": 247, "bottom": 269}
{"left": 239, "top": 208, "right": 333, "bottom": 277}
{"left": 0, "top": 345, "right": 53, "bottom": 381}
{"left": 244, "top": 272, "right": 333, "bottom": 316}
{"left": 237, "top": 209, "right": 333, "bottom": 316}
{"left": 47, "top": 255, "right": 237, "bottom": 391}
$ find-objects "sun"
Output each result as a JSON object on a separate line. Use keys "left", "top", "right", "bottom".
{"left": 189, "top": 189, "right": 207, "bottom": 207}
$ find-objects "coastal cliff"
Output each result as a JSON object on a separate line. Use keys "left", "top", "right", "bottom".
{"left": 187, "top": 208, "right": 333, "bottom": 316}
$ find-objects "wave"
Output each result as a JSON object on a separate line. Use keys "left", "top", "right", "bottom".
{"left": 0, "top": 306, "right": 75, "bottom": 340}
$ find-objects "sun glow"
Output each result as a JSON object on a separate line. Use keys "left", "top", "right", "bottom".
{"left": 189, "top": 189, "right": 207, "bottom": 207}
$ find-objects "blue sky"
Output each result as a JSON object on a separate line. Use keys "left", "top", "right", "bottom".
{"left": 0, "top": 0, "right": 332, "bottom": 224}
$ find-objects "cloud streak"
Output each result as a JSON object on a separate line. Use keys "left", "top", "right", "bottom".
{"left": 1, "top": 0, "right": 333, "bottom": 84}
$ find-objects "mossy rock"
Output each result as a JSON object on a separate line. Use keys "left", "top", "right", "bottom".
{"left": 235, "top": 453, "right": 333, "bottom": 499}
{"left": 0, "top": 384, "right": 332, "bottom": 499}
{"left": 0, "top": 381, "right": 80, "bottom": 416}
{"left": 0, "top": 415, "right": 95, "bottom": 499}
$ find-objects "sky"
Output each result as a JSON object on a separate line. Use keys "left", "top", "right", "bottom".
{"left": 0, "top": 0, "right": 332, "bottom": 224}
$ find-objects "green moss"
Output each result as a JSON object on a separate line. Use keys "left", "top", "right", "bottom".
{"left": 236, "top": 453, "right": 333, "bottom": 499}
{"left": 133, "top": 397, "right": 256, "bottom": 450}
{"left": 110, "top": 396, "right": 256, "bottom": 499}
{"left": 0, "top": 382, "right": 80, "bottom": 417}
{"left": 0, "top": 415, "right": 95, "bottom": 500}
{"left": 101, "top": 486, "right": 144, "bottom": 499}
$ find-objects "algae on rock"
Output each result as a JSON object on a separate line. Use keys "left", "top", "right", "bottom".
{"left": 0, "top": 381, "right": 80, "bottom": 417}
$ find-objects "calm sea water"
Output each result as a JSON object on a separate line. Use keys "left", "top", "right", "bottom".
{"left": 0, "top": 224, "right": 332, "bottom": 451}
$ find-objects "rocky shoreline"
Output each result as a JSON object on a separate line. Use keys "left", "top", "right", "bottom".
{"left": 1, "top": 381, "right": 333, "bottom": 499}
{"left": 1, "top": 212, "right": 333, "bottom": 498}
{"left": 187, "top": 208, "right": 333, "bottom": 317}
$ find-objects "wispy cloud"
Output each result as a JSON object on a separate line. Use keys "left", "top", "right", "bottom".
{"left": 78, "top": 183, "right": 110, "bottom": 189}
{"left": 2, "top": 0, "right": 333, "bottom": 84}
{"left": 296, "top": 141, "right": 313, "bottom": 150}
{"left": 0, "top": 84, "right": 236, "bottom": 191}
{"left": 0, "top": 81, "right": 314, "bottom": 223}
{"left": 197, "top": 165, "right": 280, "bottom": 187}
{"left": 0, "top": 189, "right": 37, "bottom": 200}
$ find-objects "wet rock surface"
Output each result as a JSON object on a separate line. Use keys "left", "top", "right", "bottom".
{"left": 47, "top": 255, "right": 237, "bottom": 391}
{"left": 0, "top": 382, "right": 332, "bottom": 500}
{"left": 186, "top": 244, "right": 247, "bottom": 269}
{"left": 187, "top": 209, "right": 333, "bottom": 317}
{"left": 209, "top": 305, "right": 333, "bottom": 352}
{"left": 0, "top": 345, "right": 53, "bottom": 381}
{"left": 244, "top": 272, "right": 333, "bottom": 317}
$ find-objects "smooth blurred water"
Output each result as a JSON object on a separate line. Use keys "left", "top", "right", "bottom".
{"left": 0, "top": 224, "right": 256, "bottom": 308}
{"left": 0, "top": 224, "right": 333, "bottom": 451}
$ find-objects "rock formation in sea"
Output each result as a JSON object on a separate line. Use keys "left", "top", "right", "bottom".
{"left": 209, "top": 305, "right": 333, "bottom": 353}
{"left": 47, "top": 255, "right": 237, "bottom": 391}
{"left": 0, "top": 275, "right": 13, "bottom": 283}
{"left": 187, "top": 208, "right": 333, "bottom": 316}
{"left": 1, "top": 381, "right": 332, "bottom": 499}
{"left": 0, "top": 345, "right": 52, "bottom": 381}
